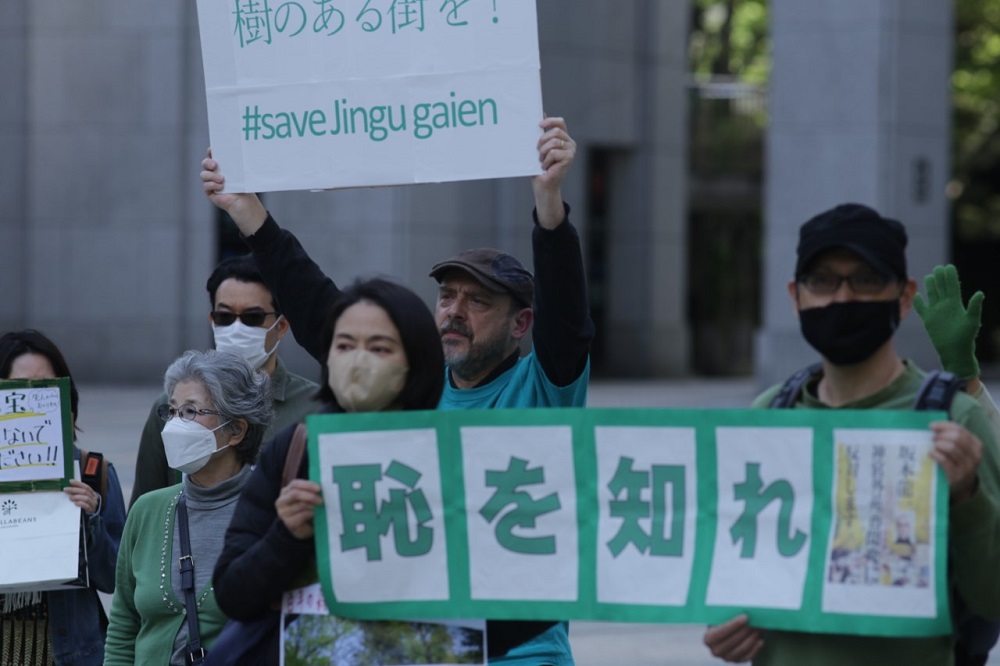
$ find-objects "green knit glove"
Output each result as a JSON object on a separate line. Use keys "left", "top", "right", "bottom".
{"left": 913, "top": 264, "right": 984, "bottom": 380}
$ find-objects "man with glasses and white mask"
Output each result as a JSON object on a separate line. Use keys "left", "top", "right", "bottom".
{"left": 130, "top": 255, "right": 318, "bottom": 507}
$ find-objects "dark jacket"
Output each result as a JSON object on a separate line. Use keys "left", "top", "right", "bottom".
{"left": 231, "top": 206, "right": 594, "bottom": 657}
{"left": 213, "top": 422, "right": 315, "bottom": 621}
{"left": 50, "top": 449, "right": 126, "bottom": 665}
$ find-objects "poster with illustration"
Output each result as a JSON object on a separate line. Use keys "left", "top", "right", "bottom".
{"left": 281, "top": 583, "right": 485, "bottom": 665}
{"left": 822, "top": 428, "right": 940, "bottom": 619}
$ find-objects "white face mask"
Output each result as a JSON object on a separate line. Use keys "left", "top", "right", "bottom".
{"left": 161, "top": 417, "right": 231, "bottom": 475}
{"left": 328, "top": 350, "right": 408, "bottom": 412}
{"left": 212, "top": 317, "right": 282, "bottom": 370}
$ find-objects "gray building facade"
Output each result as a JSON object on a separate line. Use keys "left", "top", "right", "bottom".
{"left": 1, "top": 1, "right": 956, "bottom": 387}
{"left": 1, "top": 0, "right": 690, "bottom": 383}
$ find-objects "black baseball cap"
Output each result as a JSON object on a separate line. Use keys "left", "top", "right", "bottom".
{"left": 795, "top": 203, "right": 908, "bottom": 280}
{"left": 429, "top": 248, "right": 534, "bottom": 308}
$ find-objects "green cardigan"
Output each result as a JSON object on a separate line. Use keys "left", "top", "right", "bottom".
{"left": 104, "top": 485, "right": 227, "bottom": 666}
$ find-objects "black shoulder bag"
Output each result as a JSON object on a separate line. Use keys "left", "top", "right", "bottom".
{"left": 177, "top": 493, "right": 207, "bottom": 666}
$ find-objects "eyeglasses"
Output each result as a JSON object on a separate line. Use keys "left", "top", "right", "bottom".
{"left": 798, "top": 272, "right": 892, "bottom": 296}
{"left": 210, "top": 310, "right": 278, "bottom": 327}
{"left": 156, "top": 404, "right": 223, "bottom": 422}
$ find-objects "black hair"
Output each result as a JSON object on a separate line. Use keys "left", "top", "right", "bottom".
{"left": 0, "top": 329, "right": 80, "bottom": 428}
{"left": 315, "top": 278, "right": 444, "bottom": 412}
{"left": 205, "top": 254, "right": 279, "bottom": 312}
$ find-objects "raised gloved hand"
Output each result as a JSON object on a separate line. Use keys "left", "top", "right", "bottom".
{"left": 913, "top": 264, "right": 984, "bottom": 380}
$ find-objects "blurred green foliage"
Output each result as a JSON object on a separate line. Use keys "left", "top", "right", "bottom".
{"left": 689, "top": 0, "right": 769, "bottom": 83}
{"left": 952, "top": 0, "right": 1000, "bottom": 241}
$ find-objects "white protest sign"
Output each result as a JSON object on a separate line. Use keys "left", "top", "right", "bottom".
{"left": 0, "top": 380, "right": 72, "bottom": 488}
{"left": 0, "top": 488, "right": 83, "bottom": 593}
{"left": 317, "top": 428, "right": 450, "bottom": 603}
{"left": 196, "top": 0, "right": 544, "bottom": 192}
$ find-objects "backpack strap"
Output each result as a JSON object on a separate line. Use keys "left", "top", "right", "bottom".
{"left": 768, "top": 363, "right": 823, "bottom": 409}
{"left": 913, "top": 370, "right": 966, "bottom": 415}
{"left": 79, "top": 449, "right": 108, "bottom": 509}
{"left": 912, "top": 370, "right": 995, "bottom": 663}
{"left": 282, "top": 424, "right": 308, "bottom": 488}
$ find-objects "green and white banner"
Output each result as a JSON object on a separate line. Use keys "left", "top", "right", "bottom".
{"left": 308, "top": 407, "right": 950, "bottom": 638}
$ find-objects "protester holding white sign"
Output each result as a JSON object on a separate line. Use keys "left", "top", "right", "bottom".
{"left": 212, "top": 277, "right": 446, "bottom": 665}
{"left": 202, "top": 116, "right": 592, "bottom": 664}
{"left": 702, "top": 204, "right": 1000, "bottom": 666}
{"left": 0, "top": 329, "right": 126, "bottom": 666}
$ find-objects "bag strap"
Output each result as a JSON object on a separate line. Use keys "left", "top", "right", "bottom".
{"left": 768, "top": 363, "right": 823, "bottom": 409}
{"left": 282, "top": 424, "right": 308, "bottom": 488}
{"left": 913, "top": 369, "right": 965, "bottom": 415}
{"left": 176, "top": 494, "right": 206, "bottom": 666}
{"left": 911, "top": 371, "right": 996, "bottom": 659}
{"left": 79, "top": 449, "right": 108, "bottom": 509}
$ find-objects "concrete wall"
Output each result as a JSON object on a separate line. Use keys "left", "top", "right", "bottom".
{"left": 0, "top": 0, "right": 29, "bottom": 353}
{"left": 756, "top": 0, "right": 954, "bottom": 389}
{"left": 0, "top": 2, "right": 212, "bottom": 382}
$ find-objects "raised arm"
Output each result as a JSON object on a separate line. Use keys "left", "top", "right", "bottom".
{"left": 529, "top": 117, "right": 594, "bottom": 386}
{"left": 914, "top": 264, "right": 986, "bottom": 393}
{"left": 201, "top": 148, "right": 268, "bottom": 236}
{"left": 201, "top": 150, "right": 342, "bottom": 363}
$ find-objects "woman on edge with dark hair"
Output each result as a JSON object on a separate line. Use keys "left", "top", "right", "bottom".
{"left": 211, "top": 277, "right": 445, "bottom": 663}
{"left": 0, "top": 329, "right": 126, "bottom": 666}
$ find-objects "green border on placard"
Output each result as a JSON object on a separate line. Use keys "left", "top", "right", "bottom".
{"left": 307, "top": 407, "right": 951, "bottom": 637}
{"left": 0, "top": 378, "right": 74, "bottom": 492}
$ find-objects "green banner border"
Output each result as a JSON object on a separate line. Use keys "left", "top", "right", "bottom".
{"left": 0, "top": 378, "right": 74, "bottom": 492}
{"left": 309, "top": 407, "right": 951, "bottom": 637}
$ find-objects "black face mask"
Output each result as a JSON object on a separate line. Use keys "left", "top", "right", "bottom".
{"left": 798, "top": 300, "right": 900, "bottom": 366}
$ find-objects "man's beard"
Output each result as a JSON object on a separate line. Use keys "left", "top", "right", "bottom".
{"left": 441, "top": 319, "right": 510, "bottom": 383}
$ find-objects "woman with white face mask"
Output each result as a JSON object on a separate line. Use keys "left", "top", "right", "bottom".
{"left": 105, "top": 350, "right": 273, "bottom": 666}
{"left": 212, "top": 278, "right": 445, "bottom": 664}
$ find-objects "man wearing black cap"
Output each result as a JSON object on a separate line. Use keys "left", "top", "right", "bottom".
{"left": 702, "top": 203, "right": 1000, "bottom": 665}
{"left": 200, "top": 115, "right": 591, "bottom": 664}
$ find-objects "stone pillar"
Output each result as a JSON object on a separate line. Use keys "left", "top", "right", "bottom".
{"left": 757, "top": 0, "right": 954, "bottom": 389}
{"left": 535, "top": 0, "right": 691, "bottom": 376}
{"left": 10, "top": 3, "right": 210, "bottom": 380}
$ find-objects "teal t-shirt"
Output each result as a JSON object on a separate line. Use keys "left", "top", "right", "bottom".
{"left": 439, "top": 352, "right": 589, "bottom": 410}
{"left": 439, "top": 351, "right": 587, "bottom": 665}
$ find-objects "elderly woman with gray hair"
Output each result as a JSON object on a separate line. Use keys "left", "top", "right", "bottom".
{"left": 105, "top": 350, "right": 274, "bottom": 666}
